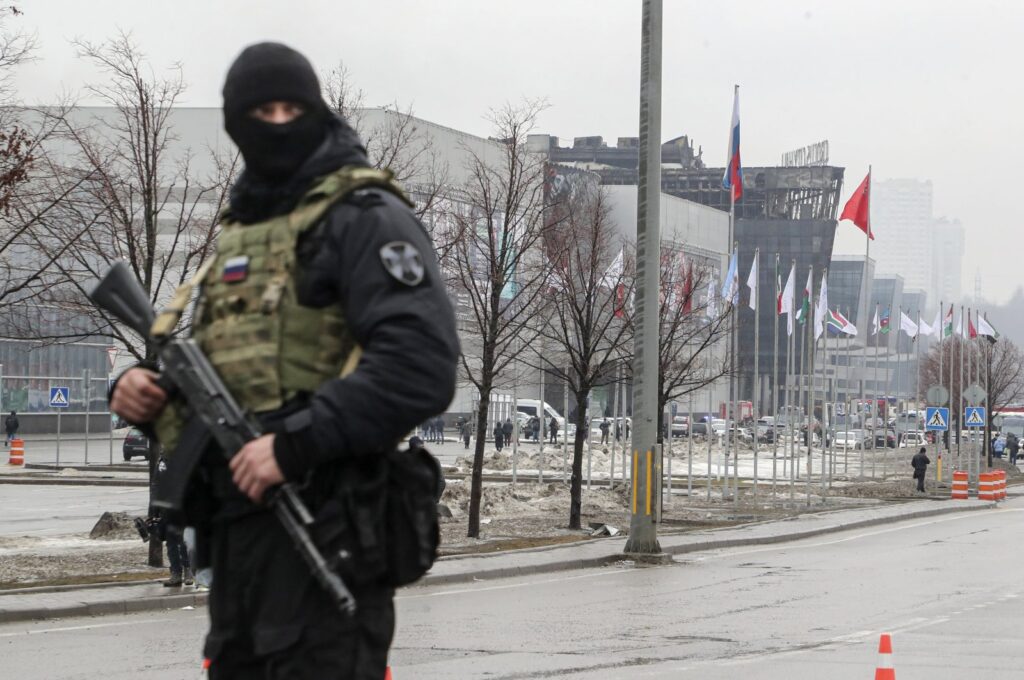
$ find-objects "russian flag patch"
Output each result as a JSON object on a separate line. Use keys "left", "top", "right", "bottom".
{"left": 222, "top": 256, "right": 249, "bottom": 283}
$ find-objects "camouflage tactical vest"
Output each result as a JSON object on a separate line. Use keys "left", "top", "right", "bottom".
{"left": 154, "top": 167, "right": 411, "bottom": 452}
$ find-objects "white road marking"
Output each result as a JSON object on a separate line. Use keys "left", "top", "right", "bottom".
{"left": 0, "top": 614, "right": 205, "bottom": 638}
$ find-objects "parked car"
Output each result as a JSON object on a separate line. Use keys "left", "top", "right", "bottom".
{"left": 834, "top": 429, "right": 869, "bottom": 450}
{"left": 899, "top": 431, "right": 928, "bottom": 448}
{"left": 671, "top": 416, "right": 689, "bottom": 438}
{"left": 874, "top": 429, "right": 897, "bottom": 448}
{"left": 688, "top": 422, "right": 709, "bottom": 438}
{"left": 709, "top": 419, "right": 727, "bottom": 437}
{"left": 122, "top": 428, "right": 150, "bottom": 461}
{"left": 718, "top": 426, "right": 753, "bottom": 445}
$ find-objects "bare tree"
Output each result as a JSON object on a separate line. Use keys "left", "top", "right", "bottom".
{"left": 451, "top": 99, "right": 552, "bottom": 538}
{"left": 657, "top": 245, "right": 731, "bottom": 434}
{"left": 10, "top": 33, "right": 235, "bottom": 566}
{"left": 921, "top": 335, "right": 1024, "bottom": 422}
{"left": 16, "top": 33, "right": 236, "bottom": 358}
{"left": 536, "top": 184, "right": 633, "bottom": 529}
{"left": 322, "top": 60, "right": 450, "bottom": 236}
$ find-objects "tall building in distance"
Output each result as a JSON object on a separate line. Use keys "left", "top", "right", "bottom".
{"left": 871, "top": 178, "right": 964, "bottom": 306}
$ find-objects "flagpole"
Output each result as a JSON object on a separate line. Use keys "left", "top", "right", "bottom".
{"left": 803, "top": 265, "right": 813, "bottom": 506}
{"left": 872, "top": 302, "right": 879, "bottom": 479}
{"left": 730, "top": 240, "right": 739, "bottom": 503}
{"left": 937, "top": 300, "right": 944, "bottom": 483}
{"left": 772, "top": 253, "right": 780, "bottom": 500}
{"left": 958, "top": 305, "right": 964, "bottom": 479}
{"left": 947, "top": 304, "right": 955, "bottom": 480}
{"left": 788, "top": 260, "right": 796, "bottom": 503}
{"left": 752, "top": 247, "right": 760, "bottom": 498}
{"left": 984, "top": 312, "right": 992, "bottom": 470}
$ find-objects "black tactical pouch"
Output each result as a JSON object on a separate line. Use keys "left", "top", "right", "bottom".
{"left": 312, "top": 445, "right": 441, "bottom": 588}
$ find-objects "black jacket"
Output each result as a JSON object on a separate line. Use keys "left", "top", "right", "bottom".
{"left": 258, "top": 118, "right": 459, "bottom": 481}
{"left": 4, "top": 415, "right": 17, "bottom": 433}
{"left": 911, "top": 451, "right": 930, "bottom": 477}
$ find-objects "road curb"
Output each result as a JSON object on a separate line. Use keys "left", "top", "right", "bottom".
{"left": 0, "top": 500, "right": 995, "bottom": 625}
{"left": 0, "top": 476, "right": 148, "bottom": 487}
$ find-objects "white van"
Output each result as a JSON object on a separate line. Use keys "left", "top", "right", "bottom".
{"left": 516, "top": 399, "right": 574, "bottom": 439}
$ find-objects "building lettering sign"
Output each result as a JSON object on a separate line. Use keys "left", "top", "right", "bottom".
{"left": 780, "top": 140, "right": 829, "bottom": 167}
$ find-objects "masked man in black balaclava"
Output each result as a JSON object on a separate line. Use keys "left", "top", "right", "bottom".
{"left": 110, "top": 42, "right": 459, "bottom": 678}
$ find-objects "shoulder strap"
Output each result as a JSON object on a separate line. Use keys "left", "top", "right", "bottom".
{"left": 150, "top": 258, "right": 216, "bottom": 339}
{"left": 288, "top": 166, "right": 415, "bottom": 235}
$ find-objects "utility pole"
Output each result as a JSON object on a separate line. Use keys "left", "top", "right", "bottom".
{"left": 625, "top": 0, "right": 663, "bottom": 555}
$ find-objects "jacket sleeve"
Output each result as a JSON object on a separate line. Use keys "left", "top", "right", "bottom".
{"left": 273, "top": 190, "right": 460, "bottom": 480}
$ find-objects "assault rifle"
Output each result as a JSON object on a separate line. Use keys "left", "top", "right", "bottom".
{"left": 89, "top": 262, "right": 356, "bottom": 614}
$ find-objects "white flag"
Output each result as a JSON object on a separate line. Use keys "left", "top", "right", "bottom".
{"left": 955, "top": 312, "right": 964, "bottom": 338}
{"left": 705, "top": 280, "right": 718, "bottom": 320}
{"left": 814, "top": 275, "right": 828, "bottom": 340}
{"left": 745, "top": 252, "right": 758, "bottom": 311}
{"left": 899, "top": 311, "right": 919, "bottom": 338}
{"left": 978, "top": 315, "right": 998, "bottom": 339}
{"left": 872, "top": 307, "right": 880, "bottom": 336}
{"left": 721, "top": 250, "right": 739, "bottom": 306}
{"left": 600, "top": 250, "right": 624, "bottom": 289}
{"left": 780, "top": 263, "right": 796, "bottom": 336}
{"left": 918, "top": 311, "right": 935, "bottom": 337}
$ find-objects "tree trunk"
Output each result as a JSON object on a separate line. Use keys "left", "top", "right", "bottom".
{"left": 467, "top": 382, "right": 493, "bottom": 539}
{"left": 568, "top": 390, "right": 588, "bottom": 530}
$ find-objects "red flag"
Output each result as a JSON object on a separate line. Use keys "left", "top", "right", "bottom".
{"left": 614, "top": 283, "right": 626, "bottom": 318}
{"left": 968, "top": 314, "right": 978, "bottom": 339}
{"left": 840, "top": 172, "right": 874, "bottom": 240}
{"left": 682, "top": 264, "right": 693, "bottom": 314}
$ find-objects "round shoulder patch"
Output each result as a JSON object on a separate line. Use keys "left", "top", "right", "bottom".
{"left": 379, "top": 241, "right": 425, "bottom": 286}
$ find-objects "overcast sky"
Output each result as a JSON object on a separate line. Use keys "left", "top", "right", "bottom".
{"left": 10, "top": 0, "right": 1023, "bottom": 304}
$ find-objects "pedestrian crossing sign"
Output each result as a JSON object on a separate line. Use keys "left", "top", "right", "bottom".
{"left": 49, "top": 386, "right": 70, "bottom": 408}
{"left": 925, "top": 407, "right": 949, "bottom": 431}
{"left": 964, "top": 406, "right": 986, "bottom": 428}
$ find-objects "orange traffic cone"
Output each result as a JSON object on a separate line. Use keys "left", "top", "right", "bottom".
{"left": 875, "top": 633, "right": 894, "bottom": 680}
{"left": 384, "top": 667, "right": 393, "bottom": 680}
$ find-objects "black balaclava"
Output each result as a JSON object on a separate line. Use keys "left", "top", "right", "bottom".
{"left": 222, "top": 42, "right": 328, "bottom": 182}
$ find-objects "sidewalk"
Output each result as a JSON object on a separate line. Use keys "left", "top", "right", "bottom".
{"left": 0, "top": 497, "right": 998, "bottom": 624}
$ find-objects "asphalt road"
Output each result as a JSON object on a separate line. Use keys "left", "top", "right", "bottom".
{"left": 1, "top": 499, "right": 1021, "bottom": 679}
{"left": 0, "top": 486, "right": 148, "bottom": 537}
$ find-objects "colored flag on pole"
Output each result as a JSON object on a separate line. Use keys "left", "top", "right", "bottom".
{"left": 827, "top": 309, "right": 857, "bottom": 335}
{"left": 795, "top": 268, "right": 812, "bottom": 325}
{"left": 967, "top": 313, "right": 978, "bottom": 339}
{"left": 814, "top": 274, "right": 828, "bottom": 340}
{"left": 955, "top": 311, "right": 964, "bottom": 338}
{"left": 899, "top": 311, "right": 919, "bottom": 338}
{"left": 879, "top": 308, "right": 891, "bottom": 334}
{"left": 682, "top": 260, "right": 693, "bottom": 314}
{"left": 942, "top": 305, "right": 954, "bottom": 337}
{"left": 746, "top": 252, "right": 758, "bottom": 311}
{"left": 722, "top": 85, "right": 742, "bottom": 202}
{"left": 780, "top": 262, "right": 796, "bottom": 336}
{"left": 839, "top": 171, "right": 874, "bottom": 240}
{"left": 775, "top": 258, "right": 783, "bottom": 313}
{"left": 872, "top": 307, "right": 880, "bottom": 336}
{"left": 721, "top": 249, "right": 739, "bottom": 306}
{"left": 978, "top": 316, "right": 999, "bottom": 344}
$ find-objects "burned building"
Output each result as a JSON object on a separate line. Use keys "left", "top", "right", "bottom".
{"left": 536, "top": 134, "right": 845, "bottom": 408}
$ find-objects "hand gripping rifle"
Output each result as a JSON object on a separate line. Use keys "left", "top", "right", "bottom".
{"left": 89, "top": 262, "right": 356, "bottom": 615}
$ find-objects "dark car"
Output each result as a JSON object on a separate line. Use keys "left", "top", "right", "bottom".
{"left": 122, "top": 428, "right": 150, "bottom": 461}
{"left": 688, "top": 422, "right": 708, "bottom": 437}
{"left": 873, "top": 430, "right": 897, "bottom": 449}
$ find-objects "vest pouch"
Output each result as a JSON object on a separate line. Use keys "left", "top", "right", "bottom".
{"left": 382, "top": 446, "right": 441, "bottom": 587}
{"left": 310, "top": 460, "right": 389, "bottom": 588}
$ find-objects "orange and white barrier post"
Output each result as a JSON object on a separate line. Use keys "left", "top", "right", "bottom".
{"left": 951, "top": 470, "right": 968, "bottom": 500}
{"left": 875, "top": 633, "right": 895, "bottom": 680}
{"left": 997, "top": 470, "right": 1007, "bottom": 500}
{"left": 979, "top": 472, "right": 995, "bottom": 501}
{"left": 7, "top": 437, "right": 24, "bottom": 466}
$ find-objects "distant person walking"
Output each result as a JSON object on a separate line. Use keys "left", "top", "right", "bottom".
{"left": 549, "top": 417, "right": 559, "bottom": 444}
{"left": 911, "top": 446, "right": 931, "bottom": 493}
{"left": 461, "top": 421, "right": 471, "bottom": 449}
{"left": 493, "top": 423, "right": 504, "bottom": 451}
{"left": 599, "top": 418, "right": 610, "bottom": 445}
{"left": 4, "top": 411, "right": 18, "bottom": 447}
{"left": 1009, "top": 433, "right": 1020, "bottom": 466}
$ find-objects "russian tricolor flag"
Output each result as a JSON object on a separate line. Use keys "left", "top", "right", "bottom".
{"left": 722, "top": 85, "right": 742, "bottom": 202}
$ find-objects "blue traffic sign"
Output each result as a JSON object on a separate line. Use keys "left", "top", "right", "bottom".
{"left": 49, "top": 386, "right": 70, "bottom": 408}
{"left": 925, "top": 407, "right": 949, "bottom": 431}
{"left": 964, "top": 406, "right": 986, "bottom": 428}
